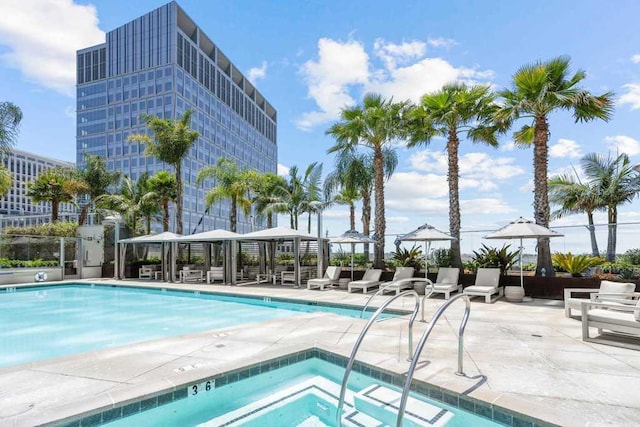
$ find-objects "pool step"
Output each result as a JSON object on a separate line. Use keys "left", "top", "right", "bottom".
{"left": 353, "top": 384, "right": 454, "bottom": 427}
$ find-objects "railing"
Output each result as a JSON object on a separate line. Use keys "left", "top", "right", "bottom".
{"left": 396, "top": 293, "right": 471, "bottom": 427}
{"left": 359, "top": 278, "right": 434, "bottom": 319}
{"left": 336, "top": 290, "right": 420, "bottom": 427}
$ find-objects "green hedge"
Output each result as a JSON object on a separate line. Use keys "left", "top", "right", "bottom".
{"left": 0, "top": 258, "right": 59, "bottom": 268}
{"left": 3, "top": 222, "right": 77, "bottom": 237}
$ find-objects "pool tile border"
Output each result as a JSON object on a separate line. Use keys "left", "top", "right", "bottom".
{"left": 58, "top": 348, "right": 556, "bottom": 427}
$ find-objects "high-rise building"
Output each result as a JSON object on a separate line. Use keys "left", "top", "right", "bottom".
{"left": 0, "top": 149, "right": 76, "bottom": 227}
{"left": 76, "top": 1, "right": 277, "bottom": 233}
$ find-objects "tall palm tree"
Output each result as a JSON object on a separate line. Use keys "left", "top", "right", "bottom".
{"left": 77, "top": 154, "right": 120, "bottom": 225}
{"left": 327, "top": 93, "right": 407, "bottom": 267}
{"left": 332, "top": 187, "right": 360, "bottom": 231}
{"left": 27, "top": 167, "right": 86, "bottom": 222}
{"left": 581, "top": 153, "right": 640, "bottom": 261}
{"left": 252, "top": 172, "right": 287, "bottom": 228}
{"left": 147, "top": 171, "right": 178, "bottom": 232}
{"left": 324, "top": 148, "right": 397, "bottom": 260}
{"left": 196, "top": 157, "right": 254, "bottom": 232}
{"left": 0, "top": 101, "right": 22, "bottom": 152}
{"left": 495, "top": 56, "right": 614, "bottom": 276}
{"left": 407, "top": 83, "right": 504, "bottom": 269}
{"left": 548, "top": 169, "right": 602, "bottom": 257}
{"left": 129, "top": 110, "right": 199, "bottom": 234}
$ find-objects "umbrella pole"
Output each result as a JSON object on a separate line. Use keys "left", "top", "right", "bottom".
{"left": 424, "top": 241, "right": 429, "bottom": 275}
{"left": 519, "top": 237, "right": 524, "bottom": 289}
{"left": 351, "top": 242, "right": 355, "bottom": 281}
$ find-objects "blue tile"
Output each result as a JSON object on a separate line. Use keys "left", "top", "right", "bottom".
{"left": 513, "top": 417, "right": 534, "bottom": 427}
{"left": 80, "top": 413, "right": 102, "bottom": 427}
{"left": 473, "top": 403, "right": 493, "bottom": 420}
{"left": 493, "top": 408, "right": 514, "bottom": 426}
{"left": 101, "top": 407, "right": 122, "bottom": 423}
{"left": 173, "top": 388, "right": 188, "bottom": 400}
{"left": 157, "top": 392, "right": 173, "bottom": 406}
{"left": 121, "top": 401, "right": 140, "bottom": 417}
{"left": 443, "top": 391, "right": 459, "bottom": 406}
{"left": 459, "top": 397, "right": 475, "bottom": 412}
{"left": 140, "top": 396, "right": 157, "bottom": 411}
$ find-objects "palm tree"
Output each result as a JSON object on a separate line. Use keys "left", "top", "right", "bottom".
{"left": 407, "top": 83, "right": 504, "bottom": 269}
{"left": 548, "top": 169, "right": 602, "bottom": 257}
{"left": 147, "top": 171, "right": 178, "bottom": 232}
{"left": 0, "top": 167, "right": 11, "bottom": 196}
{"left": 324, "top": 148, "right": 397, "bottom": 260}
{"left": 27, "top": 167, "right": 85, "bottom": 222}
{"left": 196, "top": 157, "right": 254, "bottom": 232}
{"left": 327, "top": 93, "right": 407, "bottom": 267}
{"left": 129, "top": 110, "right": 199, "bottom": 234}
{"left": 77, "top": 154, "right": 120, "bottom": 225}
{"left": 0, "top": 101, "right": 22, "bottom": 152}
{"left": 332, "top": 187, "right": 360, "bottom": 231}
{"left": 495, "top": 56, "right": 614, "bottom": 276}
{"left": 581, "top": 153, "right": 640, "bottom": 261}
{"left": 252, "top": 172, "right": 287, "bottom": 228}
{"left": 270, "top": 163, "right": 322, "bottom": 230}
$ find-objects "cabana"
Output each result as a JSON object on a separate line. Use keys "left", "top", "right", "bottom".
{"left": 117, "top": 232, "right": 182, "bottom": 281}
{"left": 170, "top": 229, "right": 240, "bottom": 284}
{"left": 233, "top": 226, "right": 328, "bottom": 287}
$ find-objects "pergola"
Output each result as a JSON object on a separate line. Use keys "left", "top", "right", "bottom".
{"left": 117, "top": 232, "right": 182, "bottom": 280}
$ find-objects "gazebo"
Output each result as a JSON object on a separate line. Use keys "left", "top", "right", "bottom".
{"left": 117, "top": 232, "right": 182, "bottom": 281}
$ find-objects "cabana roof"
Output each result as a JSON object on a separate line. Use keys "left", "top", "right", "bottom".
{"left": 118, "top": 232, "right": 182, "bottom": 244}
{"left": 237, "top": 226, "right": 320, "bottom": 241}
{"left": 172, "top": 229, "right": 241, "bottom": 242}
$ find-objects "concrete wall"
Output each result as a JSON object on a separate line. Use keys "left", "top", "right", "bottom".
{"left": 0, "top": 268, "right": 63, "bottom": 286}
{"left": 81, "top": 266, "right": 102, "bottom": 279}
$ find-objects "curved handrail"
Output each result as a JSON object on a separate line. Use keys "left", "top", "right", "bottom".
{"left": 360, "top": 278, "right": 432, "bottom": 319}
{"left": 336, "top": 290, "right": 420, "bottom": 427}
{"left": 396, "top": 293, "right": 471, "bottom": 427}
{"left": 419, "top": 279, "right": 435, "bottom": 322}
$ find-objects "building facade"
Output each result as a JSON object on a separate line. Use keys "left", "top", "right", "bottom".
{"left": 76, "top": 1, "right": 277, "bottom": 234}
{"left": 0, "top": 149, "right": 76, "bottom": 228}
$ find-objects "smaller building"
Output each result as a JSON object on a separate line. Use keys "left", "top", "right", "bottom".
{"left": 0, "top": 149, "right": 77, "bottom": 228}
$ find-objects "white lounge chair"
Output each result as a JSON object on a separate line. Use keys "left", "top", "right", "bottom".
{"left": 379, "top": 267, "right": 416, "bottom": 295}
{"left": 431, "top": 267, "right": 462, "bottom": 300}
{"left": 348, "top": 269, "right": 383, "bottom": 293}
{"left": 565, "top": 280, "right": 639, "bottom": 318}
{"left": 463, "top": 268, "right": 502, "bottom": 303}
{"left": 581, "top": 299, "right": 640, "bottom": 350}
{"left": 206, "top": 266, "right": 225, "bottom": 284}
{"left": 307, "top": 266, "right": 341, "bottom": 290}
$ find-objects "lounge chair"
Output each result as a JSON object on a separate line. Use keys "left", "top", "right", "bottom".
{"left": 463, "top": 268, "right": 502, "bottom": 303}
{"left": 431, "top": 267, "right": 462, "bottom": 300}
{"left": 307, "top": 266, "right": 341, "bottom": 290}
{"left": 581, "top": 299, "right": 640, "bottom": 350}
{"left": 379, "top": 267, "right": 416, "bottom": 295}
{"left": 206, "top": 266, "right": 225, "bottom": 284}
{"left": 348, "top": 269, "right": 383, "bottom": 293}
{"left": 564, "top": 280, "right": 639, "bottom": 318}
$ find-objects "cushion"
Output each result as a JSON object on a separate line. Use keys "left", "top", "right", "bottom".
{"left": 636, "top": 300, "right": 640, "bottom": 322}
{"left": 588, "top": 308, "right": 638, "bottom": 327}
{"left": 599, "top": 280, "right": 636, "bottom": 299}
{"left": 464, "top": 285, "right": 498, "bottom": 294}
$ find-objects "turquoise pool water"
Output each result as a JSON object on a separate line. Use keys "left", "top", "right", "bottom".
{"left": 102, "top": 358, "right": 500, "bottom": 426}
{"left": 0, "top": 284, "right": 393, "bottom": 367}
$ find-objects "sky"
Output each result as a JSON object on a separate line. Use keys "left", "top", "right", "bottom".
{"left": 2, "top": 0, "right": 640, "bottom": 256}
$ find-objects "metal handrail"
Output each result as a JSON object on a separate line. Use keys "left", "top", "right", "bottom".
{"left": 336, "top": 290, "right": 420, "bottom": 427}
{"left": 420, "top": 279, "right": 435, "bottom": 322}
{"left": 360, "top": 278, "right": 433, "bottom": 319}
{"left": 396, "top": 293, "right": 471, "bottom": 427}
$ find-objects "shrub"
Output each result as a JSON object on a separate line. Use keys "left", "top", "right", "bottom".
{"left": 3, "top": 222, "right": 77, "bottom": 237}
{"left": 618, "top": 249, "right": 640, "bottom": 266}
{"left": 471, "top": 244, "right": 519, "bottom": 275}
{"left": 390, "top": 245, "right": 425, "bottom": 271}
{"left": 552, "top": 252, "right": 606, "bottom": 277}
{"left": 432, "top": 248, "right": 453, "bottom": 267}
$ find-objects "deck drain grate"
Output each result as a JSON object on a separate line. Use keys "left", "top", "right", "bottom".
{"left": 531, "top": 334, "right": 542, "bottom": 338}
{"left": 215, "top": 344, "right": 226, "bottom": 348}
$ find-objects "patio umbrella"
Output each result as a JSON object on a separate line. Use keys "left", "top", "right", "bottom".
{"left": 484, "top": 217, "right": 563, "bottom": 288}
{"left": 330, "top": 230, "right": 376, "bottom": 280}
{"left": 398, "top": 223, "right": 456, "bottom": 272}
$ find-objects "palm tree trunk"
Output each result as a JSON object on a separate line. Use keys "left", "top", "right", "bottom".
{"left": 533, "top": 115, "right": 553, "bottom": 277}
{"left": 447, "top": 129, "right": 463, "bottom": 269}
{"left": 349, "top": 202, "right": 355, "bottom": 230}
{"left": 607, "top": 206, "right": 617, "bottom": 262}
{"left": 230, "top": 196, "right": 237, "bottom": 233}
{"left": 52, "top": 199, "right": 59, "bottom": 222}
{"left": 586, "top": 211, "right": 599, "bottom": 257}
{"left": 163, "top": 200, "right": 170, "bottom": 232}
{"left": 78, "top": 203, "right": 89, "bottom": 226}
{"left": 290, "top": 213, "right": 294, "bottom": 229}
{"left": 307, "top": 212, "right": 312, "bottom": 233}
{"left": 373, "top": 146, "right": 385, "bottom": 268}
{"left": 362, "top": 190, "right": 371, "bottom": 262}
{"left": 175, "top": 162, "right": 183, "bottom": 234}
{"left": 267, "top": 213, "right": 273, "bottom": 228}
{"left": 146, "top": 214, "right": 151, "bottom": 235}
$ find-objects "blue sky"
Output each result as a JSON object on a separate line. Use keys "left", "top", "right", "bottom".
{"left": 2, "top": 0, "right": 640, "bottom": 255}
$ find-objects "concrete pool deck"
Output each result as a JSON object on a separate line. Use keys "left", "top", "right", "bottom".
{"left": 0, "top": 279, "right": 638, "bottom": 426}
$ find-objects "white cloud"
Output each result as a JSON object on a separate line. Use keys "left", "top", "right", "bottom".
{"left": 297, "top": 37, "right": 492, "bottom": 130}
{"left": 297, "top": 38, "right": 369, "bottom": 130}
{"left": 461, "top": 198, "right": 516, "bottom": 215}
{"left": 549, "top": 138, "right": 582, "bottom": 158}
{"left": 619, "top": 83, "right": 640, "bottom": 110}
{"left": 631, "top": 54, "right": 640, "bottom": 64}
{"left": 500, "top": 141, "right": 516, "bottom": 152}
{"left": 426, "top": 37, "right": 457, "bottom": 49}
{"left": 604, "top": 135, "right": 640, "bottom": 156}
{"left": 322, "top": 209, "right": 350, "bottom": 219}
{"left": 0, "top": 0, "right": 105, "bottom": 96}
{"left": 277, "top": 163, "right": 290, "bottom": 176}
{"left": 247, "top": 61, "right": 268, "bottom": 82}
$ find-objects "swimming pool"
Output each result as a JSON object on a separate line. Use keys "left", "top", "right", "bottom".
{"left": 92, "top": 353, "right": 505, "bottom": 427}
{"left": 0, "top": 284, "right": 399, "bottom": 367}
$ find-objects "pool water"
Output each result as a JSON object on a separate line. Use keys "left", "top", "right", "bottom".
{"left": 0, "top": 284, "right": 391, "bottom": 367}
{"left": 102, "top": 358, "right": 499, "bottom": 427}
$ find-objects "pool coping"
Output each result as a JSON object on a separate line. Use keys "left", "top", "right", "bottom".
{"left": 44, "top": 347, "right": 565, "bottom": 427}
